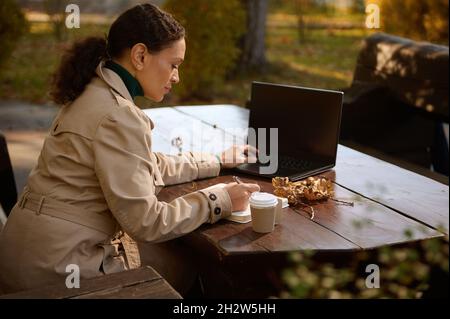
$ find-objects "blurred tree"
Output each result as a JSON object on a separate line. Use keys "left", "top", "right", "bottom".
{"left": 351, "top": 0, "right": 365, "bottom": 13}
{"left": 236, "top": 0, "right": 269, "bottom": 72}
{"left": 44, "top": 0, "right": 70, "bottom": 41}
{"left": 378, "top": 0, "right": 449, "bottom": 45}
{"left": 164, "top": 0, "right": 245, "bottom": 101}
{"left": 270, "top": 0, "right": 330, "bottom": 44}
{"left": 294, "top": 0, "right": 313, "bottom": 44}
{"left": 0, "top": 0, "right": 27, "bottom": 71}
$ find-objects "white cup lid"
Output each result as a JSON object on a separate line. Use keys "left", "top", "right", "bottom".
{"left": 249, "top": 192, "right": 278, "bottom": 208}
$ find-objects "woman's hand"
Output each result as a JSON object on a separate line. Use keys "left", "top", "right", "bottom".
{"left": 218, "top": 144, "right": 258, "bottom": 169}
{"left": 224, "top": 182, "right": 260, "bottom": 211}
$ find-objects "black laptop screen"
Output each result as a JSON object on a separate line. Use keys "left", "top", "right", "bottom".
{"left": 248, "top": 82, "right": 343, "bottom": 165}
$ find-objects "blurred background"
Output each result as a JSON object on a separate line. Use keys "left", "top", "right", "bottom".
{"left": 1, "top": 0, "right": 448, "bottom": 105}
{"left": 0, "top": 0, "right": 448, "bottom": 299}
{"left": 1, "top": 0, "right": 448, "bottom": 190}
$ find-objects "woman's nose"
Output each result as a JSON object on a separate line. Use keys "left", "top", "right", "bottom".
{"left": 171, "top": 70, "right": 179, "bottom": 84}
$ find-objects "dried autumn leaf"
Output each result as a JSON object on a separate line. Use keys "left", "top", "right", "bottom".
{"left": 272, "top": 176, "right": 334, "bottom": 204}
{"left": 272, "top": 176, "right": 353, "bottom": 220}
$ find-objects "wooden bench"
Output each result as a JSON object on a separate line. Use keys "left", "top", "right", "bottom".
{"left": 340, "top": 32, "right": 449, "bottom": 176}
{"left": 0, "top": 266, "right": 182, "bottom": 299}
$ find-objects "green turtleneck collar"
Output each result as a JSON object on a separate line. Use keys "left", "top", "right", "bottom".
{"left": 104, "top": 60, "right": 144, "bottom": 99}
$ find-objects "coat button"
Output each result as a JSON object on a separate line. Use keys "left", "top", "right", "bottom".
{"left": 209, "top": 193, "right": 217, "bottom": 201}
{"left": 214, "top": 207, "right": 221, "bottom": 215}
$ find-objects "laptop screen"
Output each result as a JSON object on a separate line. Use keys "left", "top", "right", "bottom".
{"left": 248, "top": 82, "right": 343, "bottom": 166}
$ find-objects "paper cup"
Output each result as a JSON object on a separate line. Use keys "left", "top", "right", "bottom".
{"left": 249, "top": 192, "right": 278, "bottom": 233}
{"left": 275, "top": 198, "right": 283, "bottom": 225}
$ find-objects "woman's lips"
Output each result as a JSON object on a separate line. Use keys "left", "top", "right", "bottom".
{"left": 164, "top": 87, "right": 171, "bottom": 93}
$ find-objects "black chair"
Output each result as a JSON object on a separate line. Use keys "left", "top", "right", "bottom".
{"left": 0, "top": 131, "right": 17, "bottom": 217}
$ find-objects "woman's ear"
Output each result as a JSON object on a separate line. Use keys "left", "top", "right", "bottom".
{"left": 130, "top": 43, "right": 148, "bottom": 71}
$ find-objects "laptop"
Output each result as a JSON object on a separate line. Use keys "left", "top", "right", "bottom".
{"left": 235, "top": 81, "right": 343, "bottom": 181}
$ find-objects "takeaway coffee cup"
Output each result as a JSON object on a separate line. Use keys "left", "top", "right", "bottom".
{"left": 249, "top": 192, "right": 278, "bottom": 233}
{"left": 275, "top": 197, "right": 283, "bottom": 225}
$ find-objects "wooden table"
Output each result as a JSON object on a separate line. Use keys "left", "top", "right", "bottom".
{"left": 143, "top": 105, "right": 449, "bottom": 297}
{"left": 0, "top": 266, "right": 182, "bottom": 299}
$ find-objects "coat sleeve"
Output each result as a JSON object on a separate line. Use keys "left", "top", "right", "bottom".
{"left": 93, "top": 105, "right": 232, "bottom": 243}
{"left": 152, "top": 151, "right": 221, "bottom": 186}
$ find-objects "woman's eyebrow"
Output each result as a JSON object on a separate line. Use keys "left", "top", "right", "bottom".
{"left": 174, "top": 58, "right": 184, "bottom": 63}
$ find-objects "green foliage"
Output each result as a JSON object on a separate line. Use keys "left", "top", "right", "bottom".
{"left": 379, "top": 0, "right": 449, "bottom": 45}
{"left": 163, "top": 0, "right": 246, "bottom": 101}
{"left": 43, "top": 0, "right": 71, "bottom": 41}
{"left": 0, "top": 22, "right": 109, "bottom": 103}
{"left": 1, "top": 20, "right": 363, "bottom": 105}
{"left": 0, "top": 0, "right": 28, "bottom": 70}
{"left": 350, "top": 0, "right": 366, "bottom": 14}
{"left": 270, "top": 0, "right": 333, "bottom": 15}
{"left": 281, "top": 236, "right": 449, "bottom": 298}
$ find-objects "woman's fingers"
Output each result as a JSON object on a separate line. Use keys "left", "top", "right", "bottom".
{"left": 224, "top": 182, "right": 260, "bottom": 211}
{"left": 246, "top": 154, "right": 258, "bottom": 163}
{"left": 232, "top": 145, "right": 258, "bottom": 164}
{"left": 221, "top": 144, "right": 259, "bottom": 168}
{"left": 225, "top": 182, "right": 260, "bottom": 196}
{"left": 243, "top": 144, "right": 259, "bottom": 156}
{"left": 235, "top": 154, "right": 248, "bottom": 164}
{"left": 236, "top": 152, "right": 257, "bottom": 163}
{"left": 241, "top": 183, "right": 260, "bottom": 193}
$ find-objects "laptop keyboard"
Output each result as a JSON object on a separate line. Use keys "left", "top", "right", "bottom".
{"left": 278, "top": 156, "right": 312, "bottom": 171}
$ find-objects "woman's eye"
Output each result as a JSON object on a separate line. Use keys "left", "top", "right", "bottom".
{"left": 172, "top": 65, "right": 178, "bottom": 69}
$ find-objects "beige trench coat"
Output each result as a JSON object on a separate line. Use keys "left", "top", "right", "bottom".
{"left": 0, "top": 61, "right": 232, "bottom": 293}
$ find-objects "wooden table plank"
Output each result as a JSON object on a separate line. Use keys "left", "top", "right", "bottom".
{"left": 246, "top": 174, "right": 442, "bottom": 249}
{"left": 0, "top": 266, "right": 181, "bottom": 299}
{"left": 144, "top": 107, "right": 192, "bottom": 154}
{"left": 175, "top": 104, "right": 250, "bottom": 138}
{"left": 158, "top": 174, "right": 441, "bottom": 254}
{"left": 159, "top": 182, "right": 364, "bottom": 253}
{"left": 198, "top": 209, "right": 359, "bottom": 253}
{"left": 335, "top": 145, "right": 449, "bottom": 234}
{"left": 291, "top": 176, "right": 441, "bottom": 249}
{"left": 158, "top": 176, "right": 434, "bottom": 255}
{"left": 144, "top": 107, "right": 241, "bottom": 155}
{"left": 210, "top": 176, "right": 358, "bottom": 252}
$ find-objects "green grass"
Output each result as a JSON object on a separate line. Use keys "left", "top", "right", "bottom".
{"left": 193, "top": 19, "right": 370, "bottom": 107}
{"left": 0, "top": 13, "right": 369, "bottom": 107}
{"left": 0, "top": 21, "right": 109, "bottom": 104}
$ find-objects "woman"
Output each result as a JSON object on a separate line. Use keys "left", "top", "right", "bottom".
{"left": 0, "top": 3, "right": 259, "bottom": 294}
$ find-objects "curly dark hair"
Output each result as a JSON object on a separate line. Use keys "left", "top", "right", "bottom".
{"left": 50, "top": 3, "right": 185, "bottom": 106}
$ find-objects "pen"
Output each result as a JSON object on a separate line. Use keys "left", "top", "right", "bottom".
{"left": 233, "top": 176, "right": 243, "bottom": 184}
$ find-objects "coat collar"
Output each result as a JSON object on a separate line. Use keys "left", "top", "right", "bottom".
{"left": 95, "top": 60, "right": 155, "bottom": 130}
{"left": 104, "top": 60, "right": 144, "bottom": 99}
{"left": 95, "top": 60, "right": 134, "bottom": 103}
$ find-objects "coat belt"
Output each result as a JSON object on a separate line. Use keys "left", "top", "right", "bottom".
{"left": 17, "top": 188, "right": 141, "bottom": 269}
{"left": 18, "top": 188, "right": 118, "bottom": 236}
